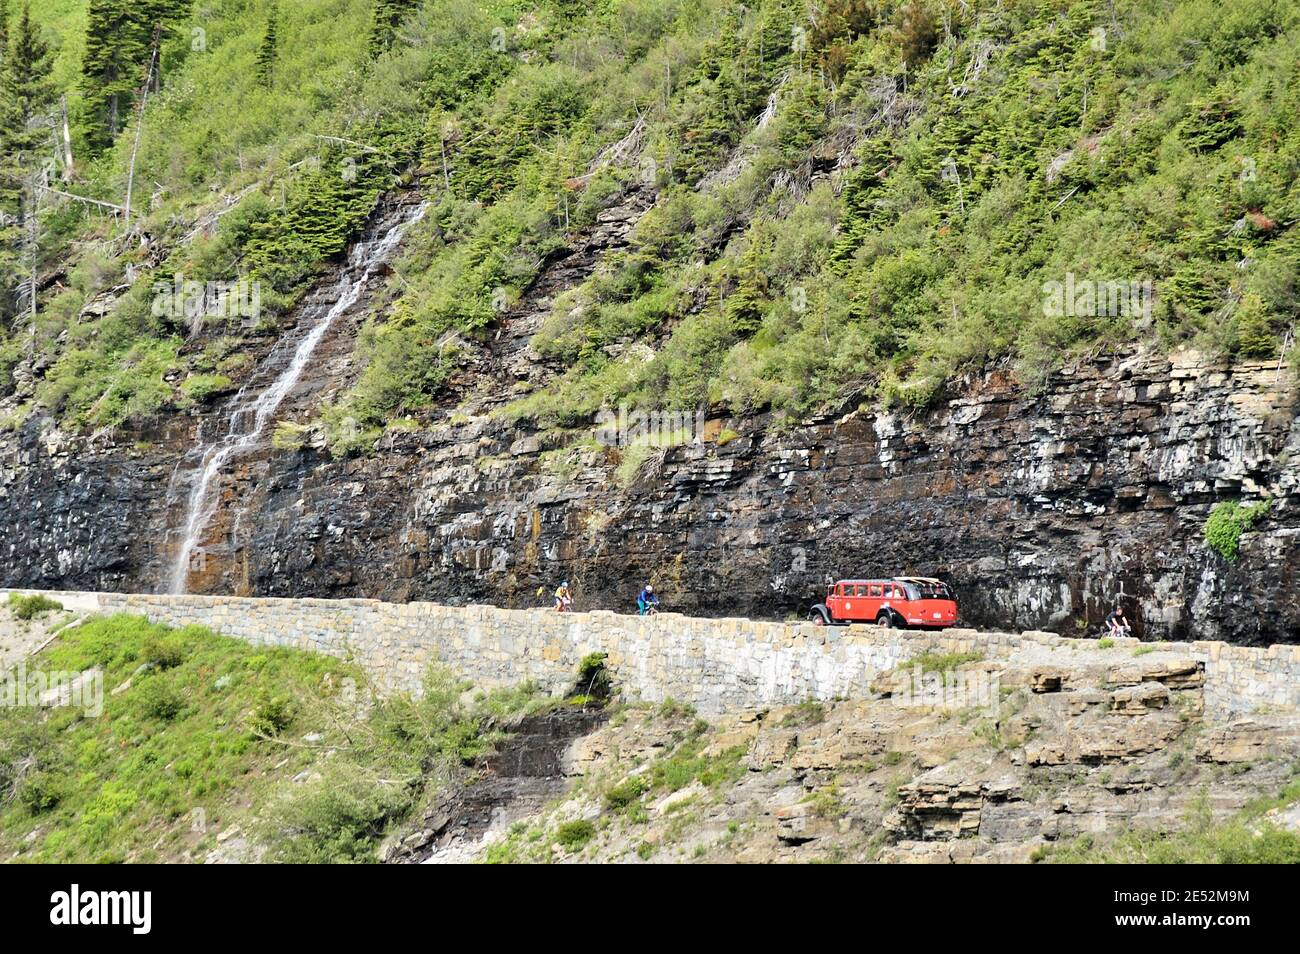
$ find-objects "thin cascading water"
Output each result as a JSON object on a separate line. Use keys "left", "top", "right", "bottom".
{"left": 165, "top": 200, "right": 426, "bottom": 594}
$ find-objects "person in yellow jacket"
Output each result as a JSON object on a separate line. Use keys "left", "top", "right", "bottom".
{"left": 553, "top": 580, "right": 573, "bottom": 612}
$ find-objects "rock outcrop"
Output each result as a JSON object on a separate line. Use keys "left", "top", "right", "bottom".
{"left": 1, "top": 186, "right": 1297, "bottom": 643}
{"left": 426, "top": 648, "right": 1300, "bottom": 864}
{"left": 3, "top": 346, "right": 1296, "bottom": 644}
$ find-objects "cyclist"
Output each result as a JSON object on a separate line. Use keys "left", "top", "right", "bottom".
{"left": 637, "top": 583, "right": 660, "bottom": 616}
{"left": 554, "top": 580, "right": 573, "bottom": 613}
{"left": 1104, "top": 604, "right": 1131, "bottom": 638}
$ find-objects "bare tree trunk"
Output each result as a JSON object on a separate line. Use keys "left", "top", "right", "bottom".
{"left": 24, "top": 183, "right": 40, "bottom": 356}
{"left": 124, "top": 31, "right": 161, "bottom": 227}
{"left": 60, "top": 95, "right": 74, "bottom": 181}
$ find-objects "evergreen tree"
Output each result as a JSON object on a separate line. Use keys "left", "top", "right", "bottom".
{"left": 369, "top": 0, "right": 418, "bottom": 57}
{"left": 79, "top": 0, "right": 145, "bottom": 153}
{"left": 257, "top": 5, "right": 278, "bottom": 87}
{"left": 77, "top": 0, "right": 189, "bottom": 154}
{"left": 0, "top": 1, "right": 55, "bottom": 322}
{"left": 3, "top": 2, "right": 52, "bottom": 132}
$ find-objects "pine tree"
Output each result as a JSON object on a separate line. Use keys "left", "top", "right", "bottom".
{"left": 0, "top": 1, "right": 55, "bottom": 323}
{"left": 3, "top": 2, "right": 52, "bottom": 131}
{"left": 79, "top": 0, "right": 144, "bottom": 153}
{"left": 369, "top": 0, "right": 418, "bottom": 57}
{"left": 257, "top": 5, "right": 278, "bottom": 87}
{"left": 77, "top": 0, "right": 189, "bottom": 154}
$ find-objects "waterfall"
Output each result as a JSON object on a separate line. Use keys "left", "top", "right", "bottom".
{"left": 165, "top": 199, "right": 426, "bottom": 594}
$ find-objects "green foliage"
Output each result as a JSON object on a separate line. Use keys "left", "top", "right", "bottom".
{"left": 1205, "top": 499, "right": 1272, "bottom": 561}
{"left": 1045, "top": 788, "right": 1300, "bottom": 863}
{"left": 370, "top": 0, "right": 420, "bottom": 57}
{"left": 575, "top": 651, "right": 612, "bottom": 698}
{"left": 907, "top": 650, "right": 983, "bottom": 673}
{"left": 265, "top": 761, "right": 414, "bottom": 864}
{"left": 7, "top": 592, "right": 62, "bottom": 619}
{"left": 256, "top": 4, "right": 279, "bottom": 88}
{"left": 248, "top": 690, "right": 296, "bottom": 737}
{"left": 779, "top": 700, "right": 827, "bottom": 727}
{"left": 263, "top": 667, "right": 548, "bottom": 863}
{"left": 0, "top": 613, "right": 349, "bottom": 861}
{"left": 648, "top": 738, "right": 747, "bottom": 792}
{"left": 136, "top": 677, "right": 184, "bottom": 721}
{"left": 0, "top": 0, "right": 56, "bottom": 320}
{"left": 77, "top": 0, "right": 191, "bottom": 155}
{"left": 554, "top": 818, "right": 595, "bottom": 850}
{"left": 0, "top": 612, "right": 547, "bottom": 863}
{"left": 140, "top": 632, "right": 186, "bottom": 669}
{"left": 178, "top": 373, "right": 232, "bottom": 407}
{"left": 604, "top": 774, "right": 650, "bottom": 810}
{"left": 501, "top": 0, "right": 1300, "bottom": 427}
{"left": 8, "top": 0, "right": 1300, "bottom": 438}
{"left": 17, "top": 769, "right": 67, "bottom": 814}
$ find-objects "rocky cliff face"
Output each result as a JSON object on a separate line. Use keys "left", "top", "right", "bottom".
{"left": 2, "top": 343, "right": 1296, "bottom": 644}
{"left": 2, "top": 189, "right": 1297, "bottom": 644}
{"left": 389, "top": 651, "right": 1300, "bottom": 864}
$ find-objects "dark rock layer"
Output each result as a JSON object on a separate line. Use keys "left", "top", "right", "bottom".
{"left": 3, "top": 345, "right": 1296, "bottom": 644}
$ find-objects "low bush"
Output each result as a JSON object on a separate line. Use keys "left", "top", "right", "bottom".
{"left": 7, "top": 594, "right": 62, "bottom": 620}
{"left": 1205, "top": 499, "right": 1272, "bottom": 561}
{"left": 555, "top": 819, "right": 595, "bottom": 851}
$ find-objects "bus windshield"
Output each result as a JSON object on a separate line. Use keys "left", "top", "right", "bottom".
{"left": 905, "top": 581, "right": 953, "bottom": 600}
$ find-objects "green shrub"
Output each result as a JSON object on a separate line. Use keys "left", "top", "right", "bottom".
{"left": 605, "top": 775, "right": 650, "bottom": 810}
{"left": 265, "top": 764, "right": 413, "bottom": 864}
{"left": 249, "top": 691, "right": 296, "bottom": 737}
{"left": 907, "top": 651, "right": 984, "bottom": 673}
{"left": 555, "top": 819, "right": 595, "bottom": 851}
{"left": 1045, "top": 793, "right": 1300, "bottom": 863}
{"left": 136, "top": 679, "right": 184, "bottom": 722}
{"left": 0, "top": 613, "right": 361, "bottom": 862}
{"left": 141, "top": 635, "right": 187, "bottom": 670}
{"left": 779, "top": 700, "right": 827, "bottom": 727}
{"left": 18, "top": 771, "right": 68, "bottom": 815}
{"left": 272, "top": 420, "right": 311, "bottom": 451}
{"left": 1205, "top": 500, "right": 1271, "bottom": 561}
{"left": 575, "top": 652, "right": 612, "bottom": 699}
{"left": 178, "top": 373, "right": 232, "bottom": 407}
{"left": 7, "top": 594, "right": 63, "bottom": 620}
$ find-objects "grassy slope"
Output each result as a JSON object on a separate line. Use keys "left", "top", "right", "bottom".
{"left": 0, "top": 611, "right": 547, "bottom": 862}
{"left": 1044, "top": 778, "right": 1300, "bottom": 863}
{"left": 483, "top": 698, "right": 1300, "bottom": 865}
{"left": 3, "top": 0, "right": 1298, "bottom": 443}
{"left": 512, "top": 0, "right": 1300, "bottom": 425}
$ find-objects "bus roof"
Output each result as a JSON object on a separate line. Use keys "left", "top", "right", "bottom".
{"left": 834, "top": 577, "right": 946, "bottom": 585}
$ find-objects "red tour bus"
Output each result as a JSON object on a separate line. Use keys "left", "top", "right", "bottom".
{"left": 808, "top": 577, "right": 958, "bottom": 629}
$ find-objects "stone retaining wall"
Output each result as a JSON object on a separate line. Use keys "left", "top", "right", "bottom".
{"left": 5, "top": 590, "right": 1299, "bottom": 716}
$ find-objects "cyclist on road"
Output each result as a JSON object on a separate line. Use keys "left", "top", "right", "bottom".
{"left": 637, "top": 583, "right": 660, "bottom": 616}
{"left": 1104, "top": 604, "right": 1131, "bottom": 638}
{"left": 554, "top": 581, "right": 574, "bottom": 613}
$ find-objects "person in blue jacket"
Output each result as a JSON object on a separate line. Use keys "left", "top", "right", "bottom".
{"left": 637, "top": 583, "right": 660, "bottom": 616}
